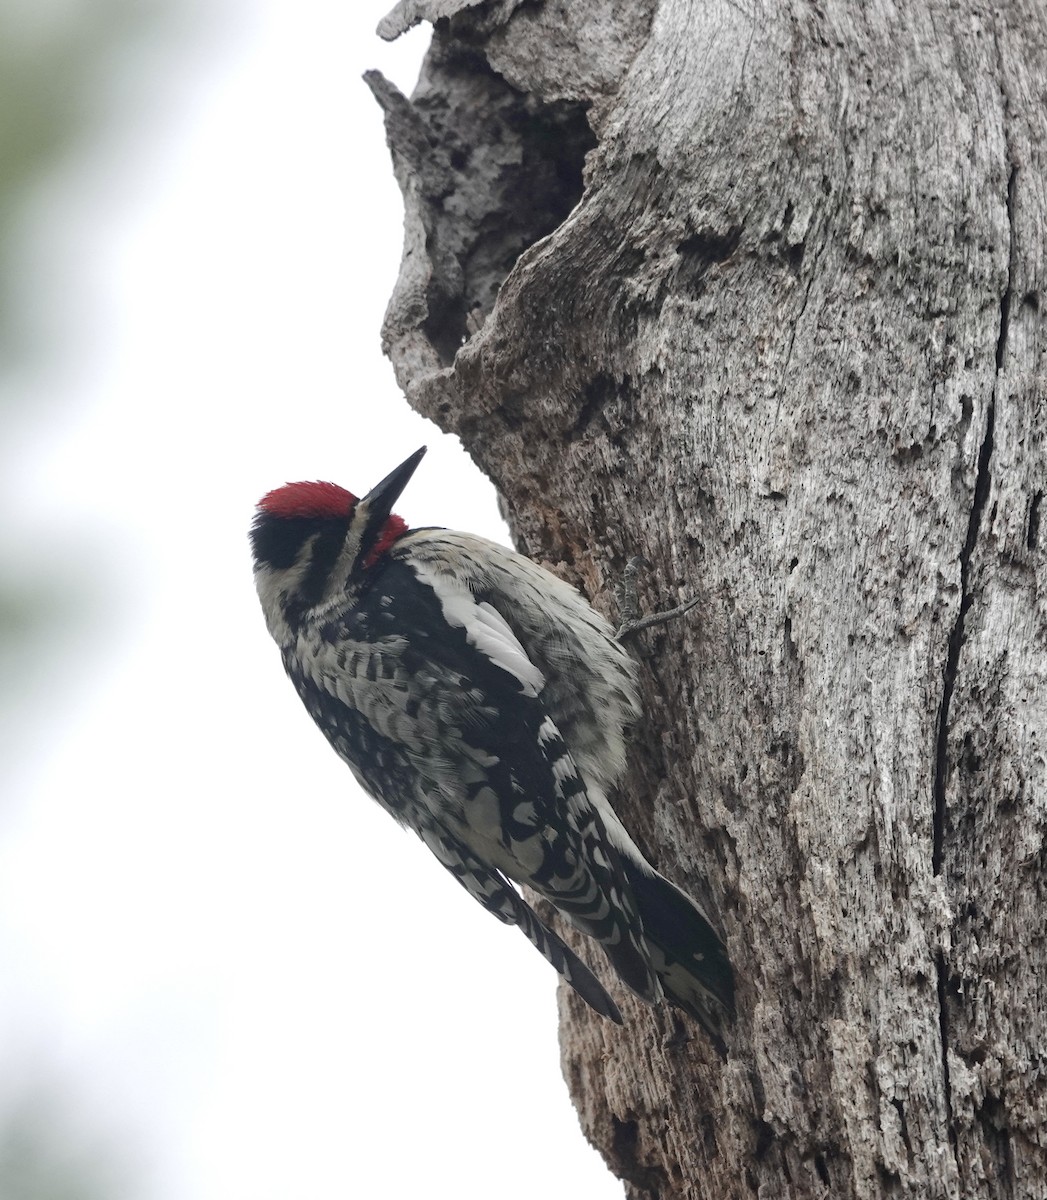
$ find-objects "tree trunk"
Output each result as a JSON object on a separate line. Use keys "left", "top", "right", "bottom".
{"left": 369, "top": 1, "right": 1047, "bottom": 1195}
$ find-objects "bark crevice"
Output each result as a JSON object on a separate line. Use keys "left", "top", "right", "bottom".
{"left": 930, "top": 160, "right": 1013, "bottom": 875}
{"left": 929, "top": 148, "right": 1014, "bottom": 1171}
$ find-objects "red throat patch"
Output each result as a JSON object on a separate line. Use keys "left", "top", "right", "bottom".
{"left": 364, "top": 515, "right": 409, "bottom": 567}
{"left": 258, "top": 481, "right": 357, "bottom": 520}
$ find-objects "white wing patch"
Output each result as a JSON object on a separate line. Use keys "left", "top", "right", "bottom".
{"left": 409, "top": 562, "right": 546, "bottom": 697}
{"left": 551, "top": 756, "right": 579, "bottom": 786}
{"left": 537, "top": 717, "right": 558, "bottom": 744}
{"left": 472, "top": 601, "right": 546, "bottom": 695}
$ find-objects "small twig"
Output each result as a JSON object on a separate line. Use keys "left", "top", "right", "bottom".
{"left": 614, "top": 555, "right": 701, "bottom": 641}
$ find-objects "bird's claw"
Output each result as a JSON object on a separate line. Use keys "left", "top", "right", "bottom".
{"left": 614, "top": 556, "right": 700, "bottom": 641}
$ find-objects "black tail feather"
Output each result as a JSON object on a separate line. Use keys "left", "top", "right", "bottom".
{"left": 512, "top": 894, "right": 624, "bottom": 1024}
{"left": 424, "top": 821, "right": 624, "bottom": 1023}
{"left": 623, "top": 860, "right": 735, "bottom": 1044}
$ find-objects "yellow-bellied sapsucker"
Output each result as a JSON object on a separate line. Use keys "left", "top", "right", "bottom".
{"left": 250, "top": 447, "right": 734, "bottom": 1043}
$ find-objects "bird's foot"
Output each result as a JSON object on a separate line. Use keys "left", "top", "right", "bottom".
{"left": 614, "top": 556, "right": 700, "bottom": 641}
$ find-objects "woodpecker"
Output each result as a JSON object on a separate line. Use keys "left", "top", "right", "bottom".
{"left": 250, "top": 446, "right": 734, "bottom": 1043}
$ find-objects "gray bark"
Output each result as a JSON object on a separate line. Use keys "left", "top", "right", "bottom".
{"left": 369, "top": 1, "right": 1047, "bottom": 1196}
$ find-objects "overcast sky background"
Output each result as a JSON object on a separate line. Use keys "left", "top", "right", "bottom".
{"left": 1, "top": 2, "right": 622, "bottom": 1196}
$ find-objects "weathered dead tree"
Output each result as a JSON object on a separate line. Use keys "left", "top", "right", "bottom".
{"left": 367, "top": 1, "right": 1047, "bottom": 1195}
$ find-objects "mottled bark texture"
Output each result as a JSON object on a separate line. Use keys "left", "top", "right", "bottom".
{"left": 369, "top": 1, "right": 1047, "bottom": 1196}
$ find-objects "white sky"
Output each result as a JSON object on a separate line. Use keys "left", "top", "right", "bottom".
{"left": 1, "top": 2, "right": 622, "bottom": 1196}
